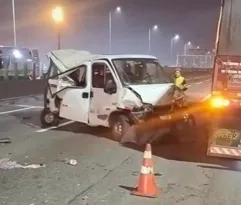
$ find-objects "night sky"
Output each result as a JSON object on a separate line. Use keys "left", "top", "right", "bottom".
{"left": 0, "top": 0, "right": 221, "bottom": 64}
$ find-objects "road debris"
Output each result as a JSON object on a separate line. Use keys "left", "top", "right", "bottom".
{"left": 0, "top": 137, "right": 11, "bottom": 144}
{"left": 22, "top": 116, "right": 31, "bottom": 120}
{"left": 82, "top": 196, "right": 89, "bottom": 205}
{"left": 65, "top": 159, "right": 77, "bottom": 166}
{"left": 0, "top": 158, "right": 46, "bottom": 170}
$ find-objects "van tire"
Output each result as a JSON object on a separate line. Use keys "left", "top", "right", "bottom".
{"left": 110, "top": 114, "right": 131, "bottom": 142}
{"left": 40, "top": 108, "right": 60, "bottom": 127}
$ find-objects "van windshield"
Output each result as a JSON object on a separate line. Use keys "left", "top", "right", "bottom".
{"left": 112, "top": 58, "right": 171, "bottom": 85}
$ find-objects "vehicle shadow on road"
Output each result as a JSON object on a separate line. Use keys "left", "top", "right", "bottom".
{"left": 10, "top": 109, "right": 42, "bottom": 129}
{"left": 55, "top": 121, "right": 241, "bottom": 173}
{"left": 122, "top": 126, "right": 241, "bottom": 173}
{"left": 56, "top": 122, "right": 110, "bottom": 136}
{"left": 12, "top": 109, "right": 241, "bottom": 173}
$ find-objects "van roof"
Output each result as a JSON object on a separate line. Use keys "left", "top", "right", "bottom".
{"left": 98, "top": 54, "right": 157, "bottom": 59}
{"left": 48, "top": 49, "right": 157, "bottom": 73}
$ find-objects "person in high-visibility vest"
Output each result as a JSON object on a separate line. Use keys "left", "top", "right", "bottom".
{"left": 172, "top": 68, "right": 188, "bottom": 108}
{"left": 173, "top": 68, "right": 187, "bottom": 89}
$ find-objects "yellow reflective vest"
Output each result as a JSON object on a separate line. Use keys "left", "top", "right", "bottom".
{"left": 174, "top": 76, "right": 186, "bottom": 89}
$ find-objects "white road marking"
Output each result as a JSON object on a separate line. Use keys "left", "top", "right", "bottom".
{"left": 0, "top": 107, "right": 37, "bottom": 115}
{"left": 15, "top": 105, "right": 43, "bottom": 109}
{"left": 0, "top": 104, "right": 44, "bottom": 109}
{"left": 186, "top": 76, "right": 206, "bottom": 81}
{"left": 31, "top": 106, "right": 44, "bottom": 109}
{"left": 0, "top": 94, "right": 42, "bottom": 101}
{"left": 193, "top": 76, "right": 209, "bottom": 79}
{"left": 202, "top": 94, "right": 211, "bottom": 102}
{"left": 9, "top": 104, "right": 32, "bottom": 108}
{"left": 187, "top": 85, "right": 192, "bottom": 87}
{"left": 36, "top": 121, "right": 75, "bottom": 133}
{"left": 195, "top": 81, "right": 203, "bottom": 85}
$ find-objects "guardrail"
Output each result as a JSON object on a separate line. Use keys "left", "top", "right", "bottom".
{"left": 0, "top": 68, "right": 212, "bottom": 99}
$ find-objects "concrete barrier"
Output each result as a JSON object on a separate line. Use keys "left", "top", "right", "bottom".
{"left": 0, "top": 68, "right": 212, "bottom": 99}
{"left": 0, "top": 79, "right": 46, "bottom": 99}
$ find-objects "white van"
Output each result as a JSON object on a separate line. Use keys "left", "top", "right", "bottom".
{"left": 41, "top": 49, "right": 176, "bottom": 141}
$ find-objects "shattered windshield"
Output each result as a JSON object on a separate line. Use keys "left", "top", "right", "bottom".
{"left": 112, "top": 58, "right": 171, "bottom": 85}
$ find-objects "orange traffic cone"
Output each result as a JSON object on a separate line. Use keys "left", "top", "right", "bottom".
{"left": 131, "top": 143, "right": 160, "bottom": 198}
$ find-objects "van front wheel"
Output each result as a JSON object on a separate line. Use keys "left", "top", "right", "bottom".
{"left": 40, "top": 108, "right": 60, "bottom": 127}
{"left": 110, "top": 114, "right": 131, "bottom": 142}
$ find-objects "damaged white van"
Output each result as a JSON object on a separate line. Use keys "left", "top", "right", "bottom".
{"left": 41, "top": 49, "right": 186, "bottom": 141}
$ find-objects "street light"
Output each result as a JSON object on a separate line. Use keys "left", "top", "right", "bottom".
{"left": 184, "top": 41, "right": 191, "bottom": 55}
{"left": 170, "top": 34, "right": 180, "bottom": 63}
{"left": 109, "top": 6, "right": 122, "bottom": 54}
{"left": 197, "top": 46, "right": 200, "bottom": 49}
{"left": 116, "top": 6, "right": 121, "bottom": 13}
{"left": 52, "top": 6, "right": 64, "bottom": 49}
{"left": 12, "top": 0, "right": 17, "bottom": 47}
{"left": 148, "top": 25, "right": 158, "bottom": 53}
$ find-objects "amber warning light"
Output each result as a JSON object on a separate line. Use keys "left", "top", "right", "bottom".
{"left": 210, "top": 96, "right": 230, "bottom": 108}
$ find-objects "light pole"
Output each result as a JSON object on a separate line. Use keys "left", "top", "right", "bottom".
{"left": 12, "top": 0, "right": 17, "bottom": 47}
{"left": 148, "top": 25, "right": 158, "bottom": 54}
{"left": 170, "top": 34, "right": 179, "bottom": 64}
{"left": 52, "top": 6, "right": 64, "bottom": 50}
{"left": 184, "top": 41, "right": 191, "bottom": 55}
{"left": 109, "top": 6, "right": 121, "bottom": 54}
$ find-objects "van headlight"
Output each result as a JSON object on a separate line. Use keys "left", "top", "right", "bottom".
{"left": 143, "top": 103, "right": 153, "bottom": 112}
{"left": 123, "top": 100, "right": 137, "bottom": 110}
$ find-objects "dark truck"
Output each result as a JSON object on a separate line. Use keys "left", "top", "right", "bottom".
{"left": 206, "top": 0, "right": 241, "bottom": 159}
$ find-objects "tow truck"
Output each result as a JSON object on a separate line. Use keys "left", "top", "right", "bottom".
{"left": 206, "top": 0, "right": 241, "bottom": 159}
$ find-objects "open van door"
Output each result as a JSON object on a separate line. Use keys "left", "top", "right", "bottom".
{"left": 59, "top": 62, "right": 92, "bottom": 123}
{"left": 47, "top": 59, "right": 76, "bottom": 98}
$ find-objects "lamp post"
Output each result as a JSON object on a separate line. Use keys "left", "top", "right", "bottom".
{"left": 170, "top": 34, "right": 179, "bottom": 64}
{"left": 109, "top": 6, "right": 121, "bottom": 54}
{"left": 184, "top": 41, "right": 191, "bottom": 55}
{"left": 12, "top": 0, "right": 17, "bottom": 47}
{"left": 52, "top": 6, "right": 64, "bottom": 50}
{"left": 148, "top": 25, "right": 158, "bottom": 53}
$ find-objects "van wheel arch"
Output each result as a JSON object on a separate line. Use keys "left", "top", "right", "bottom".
{"left": 108, "top": 110, "right": 134, "bottom": 127}
{"left": 108, "top": 111, "right": 133, "bottom": 142}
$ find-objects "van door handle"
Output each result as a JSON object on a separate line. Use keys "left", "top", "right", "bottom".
{"left": 82, "top": 92, "right": 89, "bottom": 98}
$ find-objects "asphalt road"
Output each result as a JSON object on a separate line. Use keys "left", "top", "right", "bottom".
{"left": 2, "top": 73, "right": 241, "bottom": 205}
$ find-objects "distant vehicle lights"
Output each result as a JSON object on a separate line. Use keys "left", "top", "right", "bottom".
{"left": 13, "top": 49, "right": 22, "bottom": 59}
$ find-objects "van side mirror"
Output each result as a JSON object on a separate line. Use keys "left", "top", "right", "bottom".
{"left": 104, "top": 79, "right": 117, "bottom": 94}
